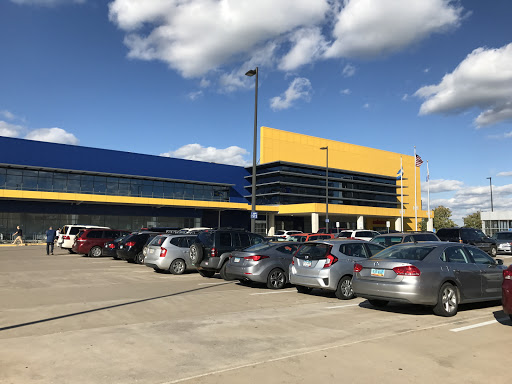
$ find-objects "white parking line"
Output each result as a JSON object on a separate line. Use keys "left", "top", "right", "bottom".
{"left": 198, "top": 282, "right": 234, "bottom": 286}
{"left": 450, "top": 318, "right": 509, "bottom": 332}
{"left": 250, "top": 290, "right": 296, "bottom": 296}
{"left": 325, "top": 303, "right": 360, "bottom": 309}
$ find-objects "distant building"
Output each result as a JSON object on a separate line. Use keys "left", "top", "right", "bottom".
{"left": 481, "top": 211, "right": 512, "bottom": 236}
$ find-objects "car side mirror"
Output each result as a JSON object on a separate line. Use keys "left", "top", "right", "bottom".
{"left": 496, "top": 259, "right": 504, "bottom": 265}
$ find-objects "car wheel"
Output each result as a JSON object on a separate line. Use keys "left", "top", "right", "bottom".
{"left": 68, "top": 249, "right": 75, "bottom": 254}
{"left": 198, "top": 270, "right": 215, "bottom": 278}
{"left": 89, "top": 246, "right": 102, "bottom": 258}
{"left": 219, "top": 262, "right": 232, "bottom": 280}
{"left": 368, "top": 299, "right": 389, "bottom": 308}
{"left": 296, "top": 285, "right": 313, "bottom": 294}
{"left": 267, "top": 268, "right": 286, "bottom": 289}
{"left": 189, "top": 244, "right": 204, "bottom": 266}
{"left": 433, "top": 283, "right": 459, "bottom": 317}
{"left": 238, "top": 279, "right": 253, "bottom": 286}
{"left": 169, "top": 259, "right": 186, "bottom": 275}
{"left": 136, "top": 252, "right": 145, "bottom": 264}
{"left": 490, "top": 246, "right": 497, "bottom": 257}
{"left": 335, "top": 275, "right": 355, "bottom": 300}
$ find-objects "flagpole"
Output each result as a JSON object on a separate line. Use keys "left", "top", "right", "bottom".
{"left": 427, "top": 160, "right": 430, "bottom": 228}
{"left": 414, "top": 146, "right": 417, "bottom": 231}
{"left": 401, "top": 156, "right": 404, "bottom": 232}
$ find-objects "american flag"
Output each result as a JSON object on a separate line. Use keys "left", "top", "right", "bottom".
{"left": 415, "top": 154, "right": 423, "bottom": 167}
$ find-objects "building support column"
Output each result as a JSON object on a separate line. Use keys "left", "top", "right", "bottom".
{"left": 357, "top": 215, "right": 364, "bottom": 229}
{"left": 194, "top": 217, "right": 201, "bottom": 228}
{"left": 267, "top": 213, "right": 276, "bottom": 236}
{"left": 311, "top": 213, "right": 320, "bottom": 233}
{"left": 395, "top": 217, "right": 402, "bottom": 232}
{"left": 427, "top": 218, "right": 434, "bottom": 232}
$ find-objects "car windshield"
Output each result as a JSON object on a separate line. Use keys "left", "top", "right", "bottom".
{"left": 371, "top": 245, "right": 436, "bottom": 261}
{"left": 370, "top": 236, "right": 403, "bottom": 247}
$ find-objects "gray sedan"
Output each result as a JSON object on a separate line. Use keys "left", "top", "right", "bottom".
{"left": 225, "top": 242, "right": 300, "bottom": 289}
{"left": 289, "top": 240, "right": 385, "bottom": 300}
{"left": 352, "top": 241, "right": 506, "bottom": 316}
{"left": 144, "top": 234, "right": 196, "bottom": 274}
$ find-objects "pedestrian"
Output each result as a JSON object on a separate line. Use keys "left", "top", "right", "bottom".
{"left": 12, "top": 225, "right": 24, "bottom": 246}
{"left": 46, "top": 226, "right": 57, "bottom": 255}
{"left": 56, "top": 227, "right": 61, "bottom": 238}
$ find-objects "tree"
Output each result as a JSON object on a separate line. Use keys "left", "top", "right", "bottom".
{"left": 463, "top": 211, "right": 482, "bottom": 229}
{"left": 420, "top": 218, "right": 428, "bottom": 231}
{"left": 433, "top": 206, "right": 456, "bottom": 230}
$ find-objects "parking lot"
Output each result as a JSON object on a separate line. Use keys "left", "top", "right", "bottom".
{"left": 0, "top": 246, "right": 510, "bottom": 384}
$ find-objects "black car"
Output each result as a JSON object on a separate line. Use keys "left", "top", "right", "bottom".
{"left": 189, "top": 228, "right": 266, "bottom": 278}
{"left": 103, "top": 234, "right": 129, "bottom": 259}
{"left": 116, "top": 231, "right": 160, "bottom": 264}
{"left": 436, "top": 227, "right": 497, "bottom": 257}
{"left": 370, "top": 231, "right": 440, "bottom": 248}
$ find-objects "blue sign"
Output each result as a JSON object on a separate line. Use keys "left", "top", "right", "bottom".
{"left": 251, "top": 212, "right": 258, "bottom": 219}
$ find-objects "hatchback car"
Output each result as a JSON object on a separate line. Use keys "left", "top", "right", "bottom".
{"left": 352, "top": 242, "right": 506, "bottom": 316}
{"left": 144, "top": 234, "right": 196, "bottom": 274}
{"left": 436, "top": 227, "right": 497, "bottom": 257}
{"left": 370, "top": 232, "right": 440, "bottom": 248}
{"left": 337, "top": 230, "right": 380, "bottom": 241}
{"left": 491, "top": 231, "right": 512, "bottom": 254}
{"left": 225, "top": 242, "right": 300, "bottom": 289}
{"left": 503, "top": 265, "right": 512, "bottom": 321}
{"left": 287, "top": 233, "right": 334, "bottom": 243}
{"left": 289, "top": 240, "right": 385, "bottom": 300}
{"left": 72, "top": 229, "right": 130, "bottom": 257}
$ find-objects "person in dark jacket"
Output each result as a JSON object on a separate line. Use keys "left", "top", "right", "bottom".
{"left": 46, "top": 226, "right": 57, "bottom": 255}
{"left": 12, "top": 226, "right": 24, "bottom": 245}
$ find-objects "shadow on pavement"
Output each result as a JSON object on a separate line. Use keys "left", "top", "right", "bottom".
{"left": 493, "top": 310, "right": 512, "bottom": 326}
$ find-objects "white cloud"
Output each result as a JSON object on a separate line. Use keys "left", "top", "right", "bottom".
{"left": 402, "top": 94, "right": 409, "bottom": 101}
{"left": 415, "top": 43, "right": 512, "bottom": 127}
{"left": 340, "top": 88, "right": 351, "bottom": 95}
{"left": 497, "top": 171, "right": 512, "bottom": 177}
{"left": 278, "top": 27, "right": 327, "bottom": 71}
{"left": 0, "top": 121, "right": 25, "bottom": 137}
{"left": 324, "top": 0, "right": 463, "bottom": 59}
{"left": 342, "top": 64, "right": 356, "bottom": 77}
{"left": 161, "top": 144, "right": 250, "bottom": 166}
{"left": 421, "top": 179, "right": 464, "bottom": 193}
{"left": 187, "top": 90, "right": 203, "bottom": 101}
{"left": 488, "top": 131, "right": 512, "bottom": 140}
{"left": 0, "top": 110, "right": 16, "bottom": 120}
{"left": 10, "top": 0, "right": 85, "bottom": 6}
{"left": 363, "top": 103, "right": 370, "bottom": 109}
{"left": 423, "top": 67, "right": 430, "bottom": 73}
{"left": 270, "top": 77, "right": 312, "bottom": 111}
{"left": 25, "top": 128, "right": 79, "bottom": 145}
{"left": 199, "top": 78, "right": 211, "bottom": 88}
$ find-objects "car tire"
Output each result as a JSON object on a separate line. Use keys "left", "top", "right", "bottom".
{"left": 296, "top": 285, "right": 313, "bottom": 294}
{"left": 368, "top": 299, "right": 389, "bottom": 308}
{"left": 490, "top": 246, "right": 497, "bottom": 257}
{"left": 238, "top": 279, "right": 253, "bottom": 286}
{"left": 219, "top": 261, "right": 232, "bottom": 281}
{"left": 267, "top": 268, "right": 287, "bottom": 289}
{"left": 169, "top": 259, "right": 186, "bottom": 275}
{"left": 89, "top": 246, "right": 102, "bottom": 258}
{"left": 189, "top": 243, "right": 204, "bottom": 266}
{"left": 68, "top": 249, "right": 75, "bottom": 254}
{"left": 335, "top": 275, "right": 355, "bottom": 300}
{"left": 198, "top": 270, "right": 215, "bottom": 278}
{"left": 136, "top": 252, "right": 145, "bottom": 264}
{"left": 433, "top": 283, "right": 459, "bottom": 317}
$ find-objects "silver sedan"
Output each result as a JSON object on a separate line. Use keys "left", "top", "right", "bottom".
{"left": 144, "top": 234, "right": 196, "bottom": 274}
{"left": 352, "top": 241, "right": 506, "bottom": 316}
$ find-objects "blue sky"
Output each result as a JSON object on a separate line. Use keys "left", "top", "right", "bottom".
{"left": 1, "top": 0, "right": 512, "bottom": 223}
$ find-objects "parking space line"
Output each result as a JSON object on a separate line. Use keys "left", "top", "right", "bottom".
{"left": 250, "top": 290, "right": 296, "bottom": 296}
{"left": 325, "top": 303, "right": 360, "bottom": 309}
{"left": 449, "top": 318, "right": 509, "bottom": 332}
{"left": 197, "top": 282, "right": 234, "bottom": 286}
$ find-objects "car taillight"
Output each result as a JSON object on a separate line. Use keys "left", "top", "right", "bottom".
{"left": 504, "top": 269, "right": 512, "bottom": 280}
{"left": 63, "top": 235, "right": 70, "bottom": 240}
{"left": 393, "top": 265, "right": 421, "bottom": 276}
{"left": 211, "top": 248, "right": 218, "bottom": 257}
{"left": 108, "top": 244, "right": 115, "bottom": 249}
{"left": 243, "top": 255, "right": 269, "bottom": 261}
{"left": 160, "top": 247, "right": 167, "bottom": 258}
{"left": 126, "top": 241, "right": 136, "bottom": 247}
{"left": 292, "top": 258, "right": 295, "bottom": 265}
{"left": 323, "top": 254, "right": 338, "bottom": 268}
{"left": 353, "top": 263, "right": 363, "bottom": 273}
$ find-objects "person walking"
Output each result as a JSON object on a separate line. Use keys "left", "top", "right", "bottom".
{"left": 46, "top": 226, "right": 57, "bottom": 255}
{"left": 12, "top": 226, "right": 24, "bottom": 246}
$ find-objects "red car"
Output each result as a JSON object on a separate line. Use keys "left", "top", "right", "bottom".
{"left": 503, "top": 265, "right": 512, "bottom": 321}
{"left": 72, "top": 229, "right": 130, "bottom": 257}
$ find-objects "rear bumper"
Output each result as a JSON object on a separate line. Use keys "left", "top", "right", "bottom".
{"left": 352, "top": 277, "right": 436, "bottom": 305}
{"left": 503, "top": 281, "right": 512, "bottom": 315}
{"left": 225, "top": 263, "right": 267, "bottom": 283}
{"left": 289, "top": 265, "right": 334, "bottom": 290}
{"left": 117, "top": 249, "right": 136, "bottom": 261}
{"left": 144, "top": 256, "right": 169, "bottom": 270}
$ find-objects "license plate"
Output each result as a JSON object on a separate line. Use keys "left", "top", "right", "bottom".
{"left": 303, "top": 260, "right": 312, "bottom": 267}
{"left": 371, "top": 268, "right": 385, "bottom": 277}
{"left": 234, "top": 257, "right": 241, "bottom": 263}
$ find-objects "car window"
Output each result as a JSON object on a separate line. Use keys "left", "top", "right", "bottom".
{"left": 366, "top": 243, "right": 384, "bottom": 256}
{"left": 276, "top": 230, "right": 286, "bottom": 236}
{"left": 249, "top": 234, "right": 265, "bottom": 245}
{"left": 87, "top": 230, "right": 103, "bottom": 239}
{"left": 295, "top": 243, "right": 330, "bottom": 259}
{"left": 441, "top": 246, "right": 468, "bottom": 263}
{"left": 219, "top": 233, "right": 232, "bottom": 247}
{"left": 238, "top": 233, "right": 251, "bottom": 248}
{"left": 372, "top": 245, "right": 436, "bottom": 260}
{"left": 371, "top": 236, "right": 403, "bottom": 247}
{"left": 413, "top": 233, "right": 439, "bottom": 242}
{"left": 150, "top": 235, "right": 167, "bottom": 246}
{"left": 465, "top": 246, "right": 495, "bottom": 265}
{"left": 197, "top": 231, "right": 214, "bottom": 246}
{"left": 403, "top": 235, "right": 413, "bottom": 243}
{"left": 340, "top": 243, "right": 368, "bottom": 258}
{"left": 289, "top": 235, "right": 307, "bottom": 242}
{"left": 357, "top": 231, "right": 373, "bottom": 238}
{"left": 338, "top": 231, "right": 352, "bottom": 238}
{"left": 276, "top": 244, "right": 299, "bottom": 255}
{"left": 69, "top": 227, "right": 82, "bottom": 235}
{"left": 496, "top": 232, "right": 512, "bottom": 240}
{"left": 177, "top": 237, "right": 191, "bottom": 248}
{"left": 319, "top": 235, "right": 332, "bottom": 239}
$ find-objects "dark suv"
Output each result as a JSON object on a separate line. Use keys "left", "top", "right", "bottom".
{"left": 436, "top": 227, "right": 497, "bottom": 257}
{"left": 370, "top": 232, "right": 440, "bottom": 248}
{"left": 117, "top": 231, "right": 160, "bottom": 264}
{"left": 189, "top": 229, "right": 266, "bottom": 278}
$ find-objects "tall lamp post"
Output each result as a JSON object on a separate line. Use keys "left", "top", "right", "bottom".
{"left": 245, "top": 67, "right": 258, "bottom": 233}
{"left": 486, "top": 177, "right": 494, "bottom": 212}
{"left": 320, "top": 146, "right": 329, "bottom": 232}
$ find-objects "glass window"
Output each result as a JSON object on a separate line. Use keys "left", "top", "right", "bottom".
{"left": 169, "top": 237, "right": 180, "bottom": 247}
{"left": 466, "top": 246, "right": 494, "bottom": 265}
{"left": 5, "top": 174, "right": 22, "bottom": 189}
{"left": 295, "top": 243, "right": 330, "bottom": 259}
{"left": 441, "top": 246, "right": 468, "bottom": 263}
{"left": 177, "top": 237, "right": 191, "bottom": 248}
{"left": 93, "top": 176, "right": 107, "bottom": 194}
{"left": 80, "top": 175, "right": 95, "bottom": 193}
{"left": 340, "top": 243, "right": 368, "bottom": 258}
{"left": 250, "top": 234, "right": 265, "bottom": 245}
{"left": 370, "top": 236, "right": 403, "bottom": 247}
{"left": 367, "top": 243, "right": 384, "bottom": 256}
{"left": 67, "top": 174, "right": 81, "bottom": 193}
{"left": 370, "top": 245, "right": 436, "bottom": 260}
{"left": 86, "top": 230, "right": 103, "bottom": 239}
{"left": 276, "top": 244, "right": 299, "bottom": 254}
{"left": 23, "top": 176, "right": 38, "bottom": 190}
{"left": 219, "top": 233, "right": 232, "bottom": 247}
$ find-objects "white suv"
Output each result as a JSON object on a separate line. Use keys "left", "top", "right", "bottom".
{"left": 57, "top": 225, "right": 110, "bottom": 253}
{"left": 275, "top": 230, "right": 302, "bottom": 240}
{"left": 336, "top": 230, "right": 380, "bottom": 241}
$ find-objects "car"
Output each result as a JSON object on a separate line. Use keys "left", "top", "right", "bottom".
{"left": 316, "top": 228, "right": 343, "bottom": 234}
{"left": 337, "top": 230, "right": 380, "bottom": 241}
{"left": 352, "top": 241, "right": 506, "bottom": 316}
{"left": 225, "top": 242, "right": 300, "bottom": 289}
{"left": 116, "top": 231, "right": 160, "bottom": 264}
{"left": 286, "top": 233, "right": 334, "bottom": 243}
{"left": 436, "top": 227, "right": 498, "bottom": 257}
{"left": 71, "top": 229, "right": 130, "bottom": 257}
{"left": 369, "top": 232, "right": 440, "bottom": 248}
{"left": 189, "top": 228, "right": 266, "bottom": 278}
{"left": 274, "top": 230, "right": 302, "bottom": 240}
{"left": 503, "top": 265, "right": 512, "bottom": 321}
{"left": 289, "top": 239, "right": 385, "bottom": 299}
{"left": 144, "top": 234, "right": 197, "bottom": 274}
{"left": 103, "top": 234, "right": 129, "bottom": 259}
{"left": 491, "top": 231, "right": 512, "bottom": 254}
{"left": 57, "top": 224, "right": 110, "bottom": 253}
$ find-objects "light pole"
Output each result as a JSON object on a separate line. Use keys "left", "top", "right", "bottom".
{"left": 320, "top": 146, "right": 329, "bottom": 232}
{"left": 486, "top": 177, "right": 494, "bottom": 212}
{"left": 245, "top": 67, "right": 258, "bottom": 233}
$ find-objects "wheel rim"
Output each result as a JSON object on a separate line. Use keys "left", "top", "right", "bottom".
{"left": 138, "top": 254, "right": 144, "bottom": 263}
{"left": 442, "top": 286, "right": 457, "bottom": 313}
{"left": 340, "top": 278, "right": 353, "bottom": 298}
{"left": 270, "top": 270, "right": 285, "bottom": 288}
{"left": 91, "top": 247, "right": 101, "bottom": 257}
{"left": 172, "top": 260, "right": 185, "bottom": 274}
{"left": 190, "top": 247, "right": 197, "bottom": 262}
{"left": 491, "top": 248, "right": 497, "bottom": 256}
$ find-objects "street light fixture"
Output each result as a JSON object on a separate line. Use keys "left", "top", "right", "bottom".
{"left": 320, "top": 146, "right": 329, "bottom": 232}
{"left": 246, "top": 67, "right": 258, "bottom": 233}
{"left": 486, "top": 177, "right": 494, "bottom": 212}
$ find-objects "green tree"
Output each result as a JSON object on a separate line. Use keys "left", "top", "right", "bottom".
{"left": 433, "top": 205, "right": 456, "bottom": 230}
{"left": 420, "top": 218, "right": 428, "bottom": 231}
{"left": 463, "top": 211, "right": 482, "bottom": 229}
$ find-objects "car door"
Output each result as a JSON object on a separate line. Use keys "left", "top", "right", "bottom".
{"left": 465, "top": 246, "right": 503, "bottom": 298}
{"left": 274, "top": 243, "right": 299, "bottom": 270}
{"left": 441, "top": 245, "right": 482, "bottom": 300}
{"left": 337, "top": 242, "right": 369, "bottom": 276}
{"left": 178, "top": 236, "right": 194, "bottom": 266}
